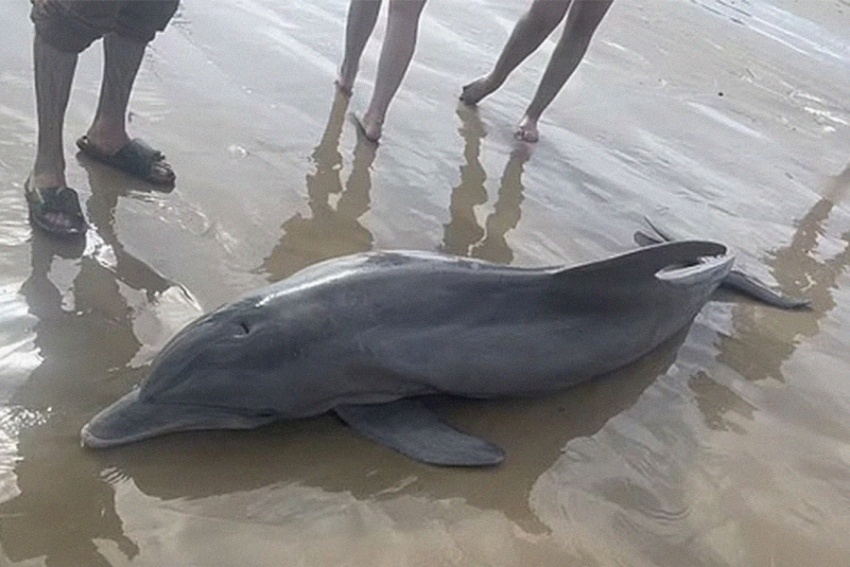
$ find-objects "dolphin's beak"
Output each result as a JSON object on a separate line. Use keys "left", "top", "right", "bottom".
{"left": 81, "top": 388, "right": 274, "bottom": 448}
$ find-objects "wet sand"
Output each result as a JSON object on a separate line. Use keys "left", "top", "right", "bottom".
{"left": 1, "top": 0, "right": 848, "bottom": 565}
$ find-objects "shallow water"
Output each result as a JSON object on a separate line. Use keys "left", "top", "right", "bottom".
{"left": 1, "top": 0, "right": 848, "bottom": 565}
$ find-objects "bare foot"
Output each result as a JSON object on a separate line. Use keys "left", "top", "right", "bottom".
{"left": 352, "top": 112, "right": 382, "bottom": 144}
{"left": 30, "top": 170, "right": 66, "bottom": 191}
{"left": 460, "top": 75, "right": 498, "bottom": 105}
{"left": 514, "top": 116, "right": 539, "bottom": 143}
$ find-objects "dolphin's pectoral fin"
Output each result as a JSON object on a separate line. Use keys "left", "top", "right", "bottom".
{"left": 334, "top": 399, "right": 505, "bottom": 467}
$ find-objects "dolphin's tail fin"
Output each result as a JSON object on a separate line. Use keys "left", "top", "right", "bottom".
{"left": 633, "top": 219, "right": 811, "bottom": 310}
{"left": 721, "top": 271, "right": 810, "bottom": 309}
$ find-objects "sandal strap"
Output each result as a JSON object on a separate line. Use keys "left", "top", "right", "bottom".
{"left": 129, "top": 138, "right": 167, "bottom": 161}
{"left": 28, "top": 185, "right": 82, "bottom": 215}
{"left": 77, "top": 135, "right": 175, "bottom": 185}
{"left": 52, "top": 186, "right": 83, "bottom": 214}
{"left": 115, "top": 139, "right": 167, "bottom": 178}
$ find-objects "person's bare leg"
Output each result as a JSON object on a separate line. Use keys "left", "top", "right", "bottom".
{"left": 30, "top": 34, "right": 80, "bottom": 231}
{"left": 516, "top": 0, "right": 613, "bottom": 142}
{"left": 32, "top": 34, "right": 78, "bottom": 191}
{"left": 85, "top": 33, "right": 143, "bottom": 154}
{"left": 338, "top": 0, "right": 382, "bottom": 94}
{"left": 83, "top": 32, "right": 172, "bottom": 182}
{"left": 460, "top": 0, "right": 570, "bottom": 105}
{"left": 357, "top": 0, "right": 427, "bottom": 142}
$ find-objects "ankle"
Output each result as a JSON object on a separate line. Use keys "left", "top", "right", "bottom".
{"left": 485, "top": 74, "right": 504, "bottom": 91}
{"left": 338, "top": 62, "right": 358, "bottom": 91}
{"left": 85, "top": 122, "right": 130, "bottom": 153}
{"left": 362, "top": 111, "right": 383, "bottom": 127}
{"left": 30, "top": 169, "right": 67, "bottom": 189}
{"left": 520, "top": 113, "right": 540, "bottom": 125}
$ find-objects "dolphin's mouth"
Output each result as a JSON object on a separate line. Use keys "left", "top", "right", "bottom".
{"left": 81, "top": 388, "right": 279, "bottom": 449}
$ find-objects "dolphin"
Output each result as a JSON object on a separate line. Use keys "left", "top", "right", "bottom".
{"left": 81, "top": 238, "right": 807, "bottom": 466}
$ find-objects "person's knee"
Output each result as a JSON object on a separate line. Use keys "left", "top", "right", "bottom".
{"left": 387, "top": 0, "right": 426, "bottom": 20}
{"left": 526, "top": 0, "right": 570, "bottom": 27}
{"left": 114, "top": 0, "right": 179, "bottom": 44}
{"left": 566, "top": 0, "right": 613, "bottom": 37}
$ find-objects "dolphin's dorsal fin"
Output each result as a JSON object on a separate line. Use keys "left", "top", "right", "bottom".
{"left": 334, "top": 399, "right": 505, "bottom": 467}
{"left": 555, "top": 241, "right": 728, "bottom": 283}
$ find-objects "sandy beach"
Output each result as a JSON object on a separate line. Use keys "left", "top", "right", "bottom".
{"left": 0, "top": 0, "right": 848, "bottom": 565}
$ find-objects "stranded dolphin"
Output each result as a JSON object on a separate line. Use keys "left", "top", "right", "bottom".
{"left": 81, "top": 238, "right": 807, "bottom": 466}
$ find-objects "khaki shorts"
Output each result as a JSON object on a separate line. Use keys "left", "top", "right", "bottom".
{"left": 31, "top": 0, "right": 179, "bottom": 53}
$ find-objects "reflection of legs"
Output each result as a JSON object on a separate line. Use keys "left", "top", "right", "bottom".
{"left": 471, "top": 147, "right": 530, "bottom": 264}
{"left": 306, "top": 92, "right": 350, "bottom": 205}
{"left": 339, "top": 137, "right": 377, "bottom": 219}
{"left": 441, "top": 107, "right": 487, "bottom": 256}
{"left": 358, "top": 0, "right": 427, "bottom": 142}
{"left": 516, "top": 0, "right": 612, "bottom": 142}
{"left": 78, "top": 161, "right": 173, "bottom": 298}
{"left": 460, "top": 0, "right": 570, "bottom": 105}
{"left": 311, "top": 91, "right": 350, "bottom": 172}
{"left": 338, "top": 0, "right": 382, "bottom": 94}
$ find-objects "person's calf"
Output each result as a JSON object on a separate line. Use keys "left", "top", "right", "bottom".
{"left": 32, "top": 35, "right": 78, "bottom": 191}
{"left": 86, "top": 33, "right": 146, "bottom": 151}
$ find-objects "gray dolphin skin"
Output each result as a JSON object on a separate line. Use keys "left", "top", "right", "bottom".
{"left": 81, "top": 238, "right": 807, "bottom": 466}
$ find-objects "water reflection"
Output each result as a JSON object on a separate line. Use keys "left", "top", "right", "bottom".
{"left": 78, "top": 153, "right": 174, "bottom": 302}
{"left": 262, "top": 91, "right": 376, "bottom": 282}
{"left": 693, "top": 166, "right": 850, "bottom": 427}
{"left": 0, "top": 242, "right": 138, "bottom": 566}
{"left": 442, "top": 106, "right": 529, "bottom": 264}
{"left": 0, "top": 162, "right": 177, "bottom": 566}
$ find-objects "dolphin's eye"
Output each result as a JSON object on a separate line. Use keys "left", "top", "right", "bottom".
{"left": 236, "top": 321, "right": 250, "bottom": 335}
